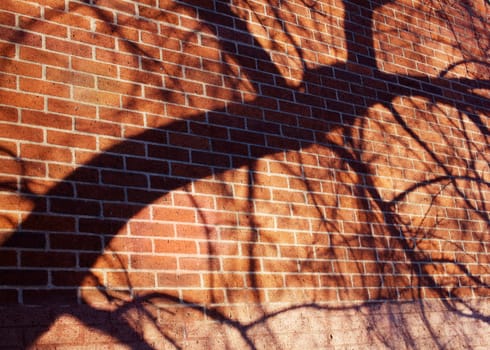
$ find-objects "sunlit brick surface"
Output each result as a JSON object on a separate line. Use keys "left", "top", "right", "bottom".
{"left": 0, "top": 0, "right": 488, "bottom": 348}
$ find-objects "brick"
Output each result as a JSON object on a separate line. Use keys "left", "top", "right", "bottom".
{"left": 0, "top": 249, "right": 16, "bottom": 266}
{"left": 221, "top": 257, "right": 254, "bottom": 272}
{"left": 49, "top": 233, "right": 101, "bottom": 251}
{"left": 102, "top": 202, "right": 149, "bottom": 219}
{"left": 0, "top": 46, "right": 15, "bottom": 61}
{"left": 77, "top": 184, "right": 124, "bottom": 202}
{"left": 20, "top": 77, "right": 71, "bottom": 98}
{"left": 0, "top": 10, "right": 15, "bottom": 27}
{"left": 21, "top": 144, "right": 72, "bottom": 163}
{"left": 23, "top": 289, "right": 78, "bottom": 305}
{"left": 75, "top": 118, "right": 121, "bottom": 137}
{"left": 99, "top": 138, "right": 145, "bottom": 157}
{"left": 181, "top": 289, "right": 225, "bottom": 304}
{"left": 0, "top": 153, "right": 19, "bottom": 177}
{"left": 267, "top": 289, "right": 317, "bottom": 303}
{"left": 0, "top": 122, "right": 44, "bottom": 142}
{"left": 0, "top": 27, "right": 42, "bottom": 47}
{"left": 79, "top": 252, "right": 129, "bottom": 269}
{"left": 21, "top": 251, "right": 76, "bottom": 268}
{"left": 179, "top": 257, "right": 220, "bottom": 271}
{"left": 148, "top": 145, "right": 189, "bottom": 162}
{"left": 51, "top": 270, "right": 101, "bottom": 287}
{"left": 46, "top": 67, "right": 95, "bottom": 88}
{"left": 0, "top": 90, "right": 44, "bottom": 110}
{"left": 157, "top": 273, "right": 201, "bottom": 288}
{"left": 21, "top": 213, "right": 76, "bottom": 232}
{"left": 0, "top": 158, "right": 46, "bottom": 179}
{"left": 44, "top": 7, "right": 91, "bottom": 29}
{"left": 50, "top": 197, "right": 101, "bottom": 216}
{"left": 21, "top": 110, "right": 72, "bottom": 130}
{"left": 99, "top": 107, "right": 144, "bottom": 125}
{"left": 107, "top": 271, "right": 155, "bottom": 288}
{"left": 0, "top": 191, "right": 42, "bottom": 214}
{"left": 152, "top": 207, "right": 196, "bottom": 223}
{"left": 165, "top": 77, "right": 204, "bottom": 97}
{"left": 143, "top": 88, "right": 184, "bottom": 110}
{"left": 44, "top": 37, "right": 91, "bottom": 59}
{"left": 226, "top": 288, "right": 263, "bottom": 304}
{"left": 71, "top": 57, "right": 117, "bottom": 77}
{"left": 19, "top": 15, "right": 67, "bottom": 37}
{"left": 0, "top": 289, "right": 18, "bottom": 304}
{"left": 125, "top": 157, "right": 169, "bottom": 175}
{"left": 70, "top": 28, "right": 115, "bottom": 48}
{"left": 202, "top": 273, "right": 245, "bottom": 289}
{"left": 106, "top": 236, "right": 152, "bottom": 253}
{"left": 154, "top": 239, "right": 197, "bottom": 254}
{"left": 172, "top": 192, "right": 214, "bottom": 210}
{"left": 184, "top": 42, "right": 221, "bottom": 61}
{"left": 199, "top": 209, "right": 238, "bottom": 226}
{"left": 0, "top": 269, "right": 48, "bottom": 286}
{"left": 285, "top": 273, "right": 320, "bottom": 288}
{"left": 73, "top": 87, "right": 120, "bottom": 107}
{"left": 199, "top": 241, "right": 239, "bottom": 256}
{"left": 100, "top": 169, "right": 147, "bottom": 187}
{"left": 48, "top": 98, "right": 97, "bottom": 118}
{"left": 121, "top": 95, "right": 166, "bottom": 114}
{"left": 175, "top": 224, "right": 218, "bottom": 240}
{"left": 47, "top": 130, "right": 96, "bottom": 150}
{"left": 98, "top": 77, "right": 142, "bottom": 96}
{"left": 0, "top": 67, "right": 16, "bottom": 87}
{"left": 130, "top": 254, "right": 177, "bottom": 270}
{"left": 20, "top": 47, "right": 69, "bottom": 68}
{"left": 338, "top": 287, "right": 371, "bottom": 301}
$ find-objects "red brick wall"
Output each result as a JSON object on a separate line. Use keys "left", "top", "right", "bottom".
{"left": 0, "top": 0, "right": 489, "bottom": 348}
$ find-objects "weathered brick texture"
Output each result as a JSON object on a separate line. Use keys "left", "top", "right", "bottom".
{"left": 0, "top": 0, "right": 489, "bottom": 348}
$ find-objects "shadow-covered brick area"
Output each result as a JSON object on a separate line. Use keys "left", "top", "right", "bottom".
{"left": 0, "top": 0, "right": 488, "bottom": 348}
